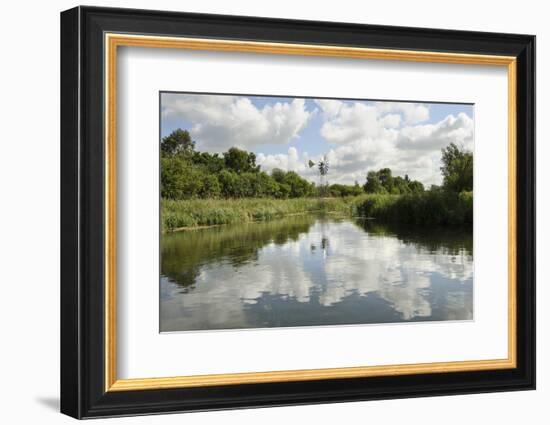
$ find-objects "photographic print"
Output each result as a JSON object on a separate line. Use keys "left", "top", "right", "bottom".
{"left": 61, "top": 9, "right": 535, "bottom": 416}
{"left": 160, "top": 92, "right": 474, "bottom": 332}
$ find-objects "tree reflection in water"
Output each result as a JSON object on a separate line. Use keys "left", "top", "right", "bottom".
{"left": 160, "top": 215, "right": 473, "bottom": 332}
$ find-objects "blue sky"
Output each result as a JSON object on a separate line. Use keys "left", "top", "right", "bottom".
{"left": 161, "top": 93, "right": 474, "bottom": 186}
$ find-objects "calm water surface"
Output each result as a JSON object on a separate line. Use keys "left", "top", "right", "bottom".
{"left": 160, "top": 215, "right": 473, "bottom": 332}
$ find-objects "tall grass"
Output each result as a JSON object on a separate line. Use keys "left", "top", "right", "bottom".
{"left": 161, "top": 191, "right": 472, "bottom": 231}
{"left": 355, "top": 191, "right": 473, "bottom": 226}
{"left": 161, "top": 197, "right": 357, "bottom": 231}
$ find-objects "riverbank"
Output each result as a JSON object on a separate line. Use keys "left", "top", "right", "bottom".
{"left": 355, "top": 190, "right": 473, "bottom": 226}
{"left": 161, "top": 197, "right": 360, "bottom": 231}
{"left": 161, "top": 191, "right": 472, "bottom": 232}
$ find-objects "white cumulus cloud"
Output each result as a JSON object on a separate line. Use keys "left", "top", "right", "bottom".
{"left": 375, "top": 101, "right": 430, "bottom": 124}
{"left": 296, "top": 100, "right": 473, "bottom": 186}
{"left": 162, "top": 93, "right": 313, "bottom": 152}
{"left": 257, "top": 147, "right": 306, "bottom": 173}
{"left": 397, "top": 112, "right": 474, "bottom": 152}
{"left": 162, "top": 94, "right": 473, "bottom": 187}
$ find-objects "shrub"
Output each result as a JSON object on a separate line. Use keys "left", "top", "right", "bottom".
{"left": 356, "top": 191, "right": 472, "bottom": 226}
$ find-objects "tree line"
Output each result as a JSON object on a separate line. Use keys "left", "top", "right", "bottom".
{"left": 161, "top": 129, "right": 315, "bottom": 199}
{"left": 160, "top": 128, "right": 473, "bottom": 200}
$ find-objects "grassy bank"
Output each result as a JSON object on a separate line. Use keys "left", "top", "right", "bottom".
{"left": 356, "top": 191, "right": 473, "bottom": 226}
{"left": 161, "top": 196, "right": 361, "bottom": 231}
{"left": 161, "top": 191, "right": 472, "bottom": 231}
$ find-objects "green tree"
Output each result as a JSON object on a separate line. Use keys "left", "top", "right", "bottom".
{"left": 198, "top": 174, "right": 222, "bottom": 198}
{"left": 440, "top": 143, "right": 473, "bottom": 192}
{"left": 224, "top": 147, "right": 259, "bottom": 173}
{"left": 329, "top": 184, "right": 346, "bottom": 197}
{"left": 284, "top": 171, "right": 313, "bottom": 198}
{"left": 161, "top": 129, "right": 195, "bottom": 156}
{"left": 255, "top": 172, "right": 280, "bottom": 197}
{"left": 276, "top": 182, "right": 291, "bottom": 199}
{"left": 378, "top": 168, "right": 393, "bottom": 189}
{"left": 408, "top": 180, "right": 425, "bottom": 194}
{"left": 218, "top": 170, "right": 242, "bottom": 198}
{"left": 329, "top": 183, "right": 362, "bottom": 197}
{"left": 271, "top": 168, "right": 287, "bottom": 184}
{"left": 352, "top": 181, "right": 363, "bottom": 196}
{"left": 364, "top": 169, "right": 424, "bottom": 194}
{"left": 391, "top": 176, "right": 410, "bottom": 194}
{"left": 161, "top": 156, "right": 203, "bottom": 199}
{"left": 364, "top": 171, "right": 386, "bottom": 194}
{"left": 269, "top": 169, "right": 314, "bottom": 198}
{"left": 192, "top": 151, "right": 225, "bottom": 173}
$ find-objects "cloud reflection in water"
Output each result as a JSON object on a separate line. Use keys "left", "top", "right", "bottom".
{"left": 160, "top": 216, "right": 473, "bottom": 332}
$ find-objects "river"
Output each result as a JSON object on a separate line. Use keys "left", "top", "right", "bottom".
{"left": 160, "top": 215, "right": 473, "bottom": 332}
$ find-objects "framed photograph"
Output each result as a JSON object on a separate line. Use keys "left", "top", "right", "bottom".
{"left": 60, "top": 6, "right": 535, "bottom": 419}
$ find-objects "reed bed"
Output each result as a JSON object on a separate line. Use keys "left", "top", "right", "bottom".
{"left": 161, "top": 191, "right": 472, "bottom": 232}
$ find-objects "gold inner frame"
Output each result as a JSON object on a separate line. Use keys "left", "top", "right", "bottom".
{"left": 104, "top": 33, "right": 517, "bottom": 392}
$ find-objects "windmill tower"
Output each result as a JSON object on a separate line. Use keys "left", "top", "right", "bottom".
{"left": 318, "top": 155, "right": 329, "bottom": 197}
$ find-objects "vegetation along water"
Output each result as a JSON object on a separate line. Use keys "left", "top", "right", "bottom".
{"left": 160, "top": 129, "right": 473, "bottom": 231}
{"left": 159, "top": 128, "right": 474, "bottom": 331}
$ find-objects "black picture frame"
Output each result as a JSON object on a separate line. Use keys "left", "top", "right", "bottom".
{"left": 61, "top": 5, "right": 535, "bottom": 419}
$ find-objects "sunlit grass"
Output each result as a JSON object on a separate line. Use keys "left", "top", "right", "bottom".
{"left": 161, "top": 191, "right": 472, "bottom": 232}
